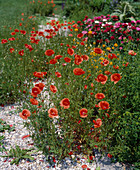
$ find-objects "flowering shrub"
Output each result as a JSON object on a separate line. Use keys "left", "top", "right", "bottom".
{"left": 76, "top": 15, "right": 140, "bottom": 47}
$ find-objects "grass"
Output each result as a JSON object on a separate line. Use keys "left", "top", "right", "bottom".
{"left": 0, "top": 0, "right": 28, "bottom": 27}
{"left": 0, "top": 0, "right": 64, "bottom": 31}
{"left": 0, "top": 0, "right": 29, "bottom": 41}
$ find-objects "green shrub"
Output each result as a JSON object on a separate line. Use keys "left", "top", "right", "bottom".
{"left": 111, "top": 1, "right": 137, "bottom": 22}
{"left": 109, "top": 111, "right": 140, "bottom": 168}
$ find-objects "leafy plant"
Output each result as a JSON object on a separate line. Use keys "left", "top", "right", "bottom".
{"left": 0, "top": 135, "right": 6, "bottom": 153}
{"left": 0, "top": 145, "right": 36, "bottom": 165}
{"left": 109, "top": 111, "right": 140, "bottom": 168}
{"left": 0, "top": 119, "right": 15, "bottom": 133}
{"left": 111, "top": 1, "right": 136, "bottom": 22}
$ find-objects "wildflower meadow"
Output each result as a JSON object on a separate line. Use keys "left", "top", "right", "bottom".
{"left": 0, "top": 0, "right": 140, "bottom": 169}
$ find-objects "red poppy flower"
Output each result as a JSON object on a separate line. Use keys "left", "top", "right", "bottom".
{"left": 10, "top": 48, "right": 14, "bottom": 53}
{"left": 94, "top": 48, "right": 103, "bottom": 54}
{"left": 8, "top": 37, "right": 15, "bottom": 41}
{"left": 68, "top": 151, "right": 73, "bottom": 155}
{"left": 113, "top": 65, "right": 119, "bottom": 69}
{"left": 81, "top": 55, "right": 89, "bottom": 61}
{"left": 81, "top": 165, "right": 88, "bottom": 169}
{"left": 50, "top": 85, "right": 57, "bottom": 93}
{"left": 45, "top": 49, "right": 55, "bottom": 56}
{"left": 50, "top": 59, "right": 57, "bottom": 64}
{"left": 74, "top": 55, "right": 83, "bottom": 65}
{"left": 64, "top": 57, "right": 71, "bottom": 63}
{"left": 84, "top": 85, "right": 87, "bottom": 89}
{"left": 11, "top": 32, "right": 16, "bottom": 35}
{"left": 32, "top": 86, "right": 41, "bottom": 95}
{"left": 104, "top": 71, "right": 112, "bottom": 75}
{"left": 123, "top": 62, "right": 129, "bottom": 67}
{"left": 19, "top": 109, "right": 31, "bottom": 120}
{"left": 107, "top": 154, "right": 113, "bottom": 158}
{"left": 80, "top": 42, "right": 84, "bottom": 45}
{"left": 95, "top": 93, "right": 105, "bottom": 100}
{"left": 91, "top": 83, "right": 94, "bottom": 87}
{"left": 77, "top": 33, "right": 84, "bottom": 38}
{"left": 93, "top": 118, "right": 102, "bottom": 128}
{"left": 55, "top": 72, "right": 62, "bottom": 78}
{"left": 54, "top": 55, "right": 63, "bottom": 59}
{"left": 60, "top": 98, "right": 70, "bottom": 109}
{"left": 1, "top": 39, "right": 8, "bottom": 44}
{"left": 108, "top": 53, "right": 117, "bottom": 59}
{"left": 28, "top": 45, "right": 33, "bottom": 52}
{"left": 106, "top": 113, "right": 110, "bottom": 118}
{"left": 48, "top": 108, "right": 58, "bottom": 118}
{"left": 95, "top": 74, "right": 108, "bottom": 84}
{"left": 98, "top": 101, "right": 110, "bottom": 110}
{"left": 38, "top": 31, "right": 44, "bottom": 36}
{"left": 42, "top": 72, "right": 47, "bottom": 76}
{"left": 30, "top": 98, "right": 38, "bottom": 105}
{"left": 31, "top": 93, "right": 38, "bottom": 98}
{"left": 66, "top": 44, "right": 70, "bottom": 47}
{"left": 33, "top": 72, "right": 44, "bottom": 78}
{"left": 67, "top": 48, "right": 74, "bottom": 56}
{"left": 78, "top": 120, "right": 81, "bottom": 124}
{"left": 101, "top": 59, "right": 109, "bottom": 66}
{"left": 89, "top": 155, "right": 93, "bottom": 160}
{"left": 111, "top": 73, "right": 122, "bottom": 84}
{"left": 14, "top": 29, "right": 19, "bottom": 32}
{"left": 72, "top": 45, "right": 76, "bottom": 49}
{"left": 35, "top": 83, "right": 45, "bottom": 91}
{"left": 79, "top": 108, "right": 88, "bottom": 118}
{"left": 73, "top": 68, "right": 85, "bottom": 75}
{"left": 18, "top": 50, "right": 24, "bottom": 56}
{"left": 20, "top": 30, "right": 26, "bottom": 35}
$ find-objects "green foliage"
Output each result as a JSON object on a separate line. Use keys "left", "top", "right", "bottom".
{"left": 63, "top": 0, "right": 112, "bottom": 21}
{"left": 0, "top": 118, "right": 15, "bottom": 153}
{"left": 132, "top": 2, "right": 140, "bottom": 20}
{"left": 0, "top": 135, "right": 6, "bottom": 153}
{"left": 109, "top": 111, "right": 140, "bottom": 168}
{"left": 68, "top": 6, "right": 93, "bottom": 23}
{"left": 118, "top": 42, "right": 140, "bottom": 113}
{"left": 0, "top": 119, "right": 15, "bottom": 133}
{"left": 0, "top": 0, "right": 28, "bottom": 27}
{"left": 88, "top": 0, "right": 111, "bottom": 12}
{"left": 27, "top": 0, "right": 55, "bottom": 16}
{"left": 111, "top": 1, "right": 137, "bottom": 22}
{"left": 0, "top": 145, "right": 36, "bottom": 165}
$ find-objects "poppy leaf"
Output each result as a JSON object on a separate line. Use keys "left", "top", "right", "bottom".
{"left": 22, "top": 155, "right": 35, "bottom": 161}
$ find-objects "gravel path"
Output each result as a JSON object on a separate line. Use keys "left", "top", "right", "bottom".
{"left": 0, "top": 102, "right": 126, "bottom": 170}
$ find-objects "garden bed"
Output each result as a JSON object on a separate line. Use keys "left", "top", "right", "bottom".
{"left": 0, "top": 0, "right": 139, "bottom": 169}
